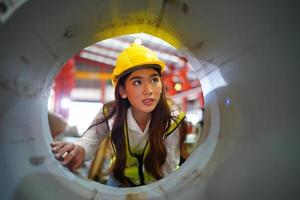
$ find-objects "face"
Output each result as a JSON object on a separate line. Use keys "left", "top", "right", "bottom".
{"left": 119, "top": 68, "right": 162, "bottom": 115}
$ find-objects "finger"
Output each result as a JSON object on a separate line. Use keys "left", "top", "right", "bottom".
{"left": 62, "top": 152, "right": 69, "bottom": 159}
{"left": 51, "top": 141, "right": 61, "bottom": 146}
{"left": 54, "top": 144, "right": 69, "bottom": 159}
{"left": 51, "top": 141, "right": 65, "bottom": 148}
{"left": 58, "top": 143, "right": 75, "bottom": 156}
{"left": 51, "top": 141, "right": 66, "bottom": 153}
{"left": 50, "top": 142, "right": 56, "bottom": 147}
{"left": 62, "top": 149, "right": 76, "bottom": 165}
{"left": 56, "top": 143, "right": 74, "bottom": 157}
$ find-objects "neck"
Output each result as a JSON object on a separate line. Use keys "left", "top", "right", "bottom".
{"left": 131, "top": 109, "right": 151, "bottom": 131}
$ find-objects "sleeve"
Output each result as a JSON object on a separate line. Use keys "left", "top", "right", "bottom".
{"left": 74, "top": 109, "right": 110, "bottom": 161}
{"left": 162, "top": 128, "right": 180, "bottom": 176}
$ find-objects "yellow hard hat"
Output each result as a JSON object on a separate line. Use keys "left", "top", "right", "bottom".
{"left": 112, "top": 43, "right": 166, "bottom": 86}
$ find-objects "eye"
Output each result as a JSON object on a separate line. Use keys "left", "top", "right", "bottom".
{"left": 133, "top": 79, "right": 142, "bottom": 86}
{"left": 152, "top": 77, "right": 160, "bottom": 84}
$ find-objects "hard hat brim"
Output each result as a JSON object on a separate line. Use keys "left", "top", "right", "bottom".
{"left": 112, "top": 62, "right": 165, "bottom": 86}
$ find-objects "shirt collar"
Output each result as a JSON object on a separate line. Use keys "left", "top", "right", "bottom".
{"left": 127, "top": 107, "right": 150, "bottom": 135}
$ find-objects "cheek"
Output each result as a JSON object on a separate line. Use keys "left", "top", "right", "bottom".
{"left": 156, "top": 89, "right": 162, "bottom": 95}
{"left": 126, "top": 87, "right": 140, "bottom": 99}
{"left": 155, "top": 84, "right": 163, "bottom": 94}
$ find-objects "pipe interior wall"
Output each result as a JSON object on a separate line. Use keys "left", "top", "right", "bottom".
{"left": 0, "top": 0, "right": 299, "bottom": 199}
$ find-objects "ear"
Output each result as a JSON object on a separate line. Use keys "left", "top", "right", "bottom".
{"left": 119, "top": 86, "right": 127, "bottom": 99}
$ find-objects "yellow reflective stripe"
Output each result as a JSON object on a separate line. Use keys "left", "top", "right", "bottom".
{"left": 143, "top": 142, "right": 150, "bottom": 160}
{"left": 124, "top": 122, "right": 141, "bottom": 184}
{"left": 126, "top": 112, "right": 185, "bottom": 185}
{"left": 164, "top": 111, "right": 185, "bottom": 138}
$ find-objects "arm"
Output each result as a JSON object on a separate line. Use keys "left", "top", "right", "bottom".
{"left": 74, "top": 121, "right": 108, "bottom": 161}
{"left": 50, "top": 108, "right": 110, "bottom": 171}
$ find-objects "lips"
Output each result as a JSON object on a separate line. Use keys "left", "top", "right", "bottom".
{"left": 142, "top": 98, "right": 154, "bottom": 106}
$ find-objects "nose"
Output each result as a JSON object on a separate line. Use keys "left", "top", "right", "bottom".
{"left": 143, "top": 83, "right": 153, "bottom": 95}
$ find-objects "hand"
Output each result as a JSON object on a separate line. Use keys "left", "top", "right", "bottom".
{"left": 51, "top": 141, "right": 85, "bottom": 171}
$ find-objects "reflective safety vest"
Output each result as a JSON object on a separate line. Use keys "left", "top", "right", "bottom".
{"left": 121, "top": 111, "right": 185, "bottom": 186}
{"left": 100, "top": 103, "right": 185, "bottom": 186}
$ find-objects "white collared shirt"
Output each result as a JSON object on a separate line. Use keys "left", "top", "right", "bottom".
{"left": 75, "top": 106, "right": 181, "bottom": 176}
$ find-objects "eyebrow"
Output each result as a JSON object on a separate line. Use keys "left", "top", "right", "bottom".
{"left": 129, "top": 73, "right": 160, "bottom": 81}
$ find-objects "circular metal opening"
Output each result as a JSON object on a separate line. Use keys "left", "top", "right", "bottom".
{"left": 0, "top": 1, "right": 221, "bottom": 199}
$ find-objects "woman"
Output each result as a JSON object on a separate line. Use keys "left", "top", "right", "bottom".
{"left": 51, "top": 43, "right": 188, "bottom": 187}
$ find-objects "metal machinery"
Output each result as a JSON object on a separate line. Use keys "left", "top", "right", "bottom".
{"left": 0, "top": 0, "right": 299, "bottom": 199}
